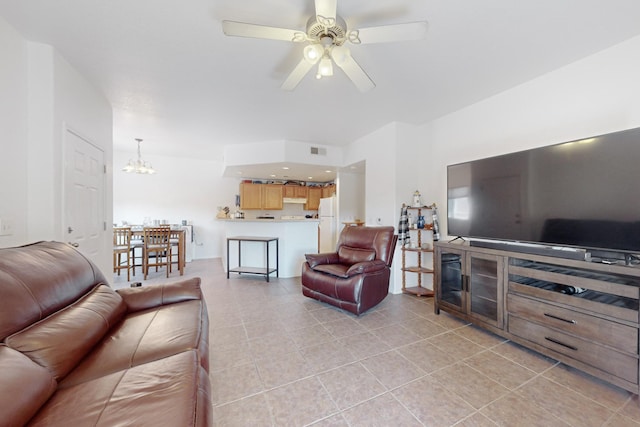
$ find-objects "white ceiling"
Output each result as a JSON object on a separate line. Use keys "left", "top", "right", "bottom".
{"left": 3, "top": 0, "right": 640, "bottom": 179}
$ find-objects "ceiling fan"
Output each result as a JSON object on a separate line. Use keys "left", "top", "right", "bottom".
{"left": 222, "top": 0, "right": 428, "bottom": 92}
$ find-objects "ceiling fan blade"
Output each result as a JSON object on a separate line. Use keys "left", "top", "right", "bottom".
{"left": 315, "top": 0, "right": 337, "bottom": 22}
{"left": 350, "top": 21, "right": 429, "bottom": 44}
{"left": 222, "top": 21, "right": 303, "bottom": 42}
{"left": 281, "top": 59, "right": 315, "bottom": 91}
{"left": 331, "top": 46, "right": 375, "bottom": 92}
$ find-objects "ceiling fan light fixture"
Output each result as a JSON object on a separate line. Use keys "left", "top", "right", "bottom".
{"left": 318, "top": 56, "right": 333, "bottom": 77}
{"left": 330, "top": 44, "right": 350, "bottom": 66}
{"left": 222, "top": 1, "right": 429, "bottom": 91}
{"left": 303, "top": 44, "right": 324, "bottom": 63}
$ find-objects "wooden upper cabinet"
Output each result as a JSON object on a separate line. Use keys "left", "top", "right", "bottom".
{"left": 283, "top": 185, "right": 308, "bottom": 198}
{"left": 240, "top": 183, "right": 283, "bottom": 210}
{"left": 322, "top": 184, "right": 336, "bottom": 198}
{"left": 305, "top": 187, "right": 322, "bottom": 210}
{"left": 262, "top": 184, "right": 283, "bottom": 210}
{"left": 240, "top": 183, "right": 262, "bottom": 209}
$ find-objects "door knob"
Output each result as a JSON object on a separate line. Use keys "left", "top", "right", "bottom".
{"left": 68, "top": 242, "right": 79, "bottom": 247}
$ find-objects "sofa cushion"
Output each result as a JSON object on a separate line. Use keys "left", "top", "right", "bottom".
{"left": 0, "top": 241, "right": 107, "bottom": 340}
{"left": 60, "top": 298, "right": 208, "bottom": 388}
{"left": 0, "top": 346, "right": 57, "bottom": 427}
{"left": 116, "top": 277, "right": 202, "bottom": 311}
{"left": 28, "top": 350, "right": 210, "bottom": 427}
{"left": 338, "top": 246, "right": 376, "bottom": 265}
{"left": 5, "top": 284, "right": 126, "bottom": 381}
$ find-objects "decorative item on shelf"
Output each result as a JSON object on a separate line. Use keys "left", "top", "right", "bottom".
{"left": 417, "top": 215, "right": 425, "bottom": 229}
{"left": 397, "top": 204, "right": 411, "bottom": 247}
{"left": 428, "top": 203, "right": 441, "bottom": 241}
{"left": 122, "top": 138, "right": 156, "bottom": 174}
{"left": 412, "top": 190, "right": 422, "bottom": 208}
{"left": 216, "top": 206, "right": 230, "bottom": 219}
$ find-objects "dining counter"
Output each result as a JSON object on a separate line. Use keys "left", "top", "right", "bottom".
{"left": 221, "top": 219, "right": 319, "bottom": 278}
{"left": 220, "top": 218, "right": 319, "bottom": 223}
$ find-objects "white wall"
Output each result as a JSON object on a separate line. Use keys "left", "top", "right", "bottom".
{"left": 423, "top": 34, "right": 640, "bottom": 239}
{"left": 0, "top": 15, "right": 28, "bottom": 246}
{"left": 223, "top": 139, "right": 343, "bottom": 168}
{"left": 344, "top": 35, "right": 640, "bottom": 294}
{"left": 342, "top": 122, "right": 427, "bottom": 293}
{"left": 5, "top": 13, "right": 639, "bottom": 286}
{"left": 113, "top": 150, "right": 238, "bottom": 259}
{"left": 0, "top": 17, "right": 113, "bottom": 275}
{"left": 337, "top": 170, "right": 365, "bottom": 225}
{"left": 343, "top": 123, "right": 399, "bottom": 228}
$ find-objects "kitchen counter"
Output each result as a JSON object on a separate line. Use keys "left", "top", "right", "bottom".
{"left": 221, "top": 219, "right": 319, "bottom": 278}
{"left": 220, "top": 218, "right": 319, "bottom": 223}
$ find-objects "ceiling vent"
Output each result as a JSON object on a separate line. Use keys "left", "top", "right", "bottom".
{"left": 310, "top": 147, "right": 327, "bottom": 155}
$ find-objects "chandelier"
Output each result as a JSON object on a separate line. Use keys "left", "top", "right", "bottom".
{"left": 122, "top": 138, "right": 156, "bottom": 174}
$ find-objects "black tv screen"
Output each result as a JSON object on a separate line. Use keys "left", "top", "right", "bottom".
{"left": 447, "top": 127, "right": 640, "bottom": 254}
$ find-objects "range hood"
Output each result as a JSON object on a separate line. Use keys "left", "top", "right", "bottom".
{"left": 283, "top": 197, "right": 307, "bottom": 204}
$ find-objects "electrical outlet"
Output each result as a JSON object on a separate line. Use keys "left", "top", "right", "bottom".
{"left": 0, "top": 218, "right": 14, "bottom": 236}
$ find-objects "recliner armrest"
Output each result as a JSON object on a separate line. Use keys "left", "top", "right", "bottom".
{"left": 345, "top": 259, "right": 387, "bottom": 277}
{"left": 116, "top": 277, "right": 202, "bottom": 312}
{"left": 305, "top": 252, "right": 340, "bottom": 268}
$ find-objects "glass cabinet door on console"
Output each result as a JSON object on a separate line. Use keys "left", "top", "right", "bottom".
{"left": 435, "top": 245, "right": 504, "bottom": 329}
{"left": 468, "top": 252, "right": 503, "bottom": 327}
{"left": 437, "top": 248, "right": 465, "bottom": 313}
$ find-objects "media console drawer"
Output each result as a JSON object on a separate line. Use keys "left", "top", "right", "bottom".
{"left": 507, "top": 294, "right": 638, "bottom": 354}
{"left": 509, "top": 315, "right": 638, "bottom": 383}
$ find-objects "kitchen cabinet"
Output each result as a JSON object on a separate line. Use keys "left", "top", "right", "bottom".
{"left": 240, "top": 183, "right": 262, "bottom": 209}
{"left": 240, "top": 183, "right": 283, "bottom": 210}
{"left": 283, "top": 185, "right": 308, "bottom": 198}
{"left": 263, "top": 184, "right": 283, "bottom": 209}
{"left": 305, "top": 187, "right": 322, "bottom": 210}
{"left": 322, "top": 184, "right": 336, "bottom": 198}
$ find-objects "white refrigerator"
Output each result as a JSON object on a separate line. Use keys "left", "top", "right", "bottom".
{"left": 318, "top": 196, "right": 337, "bottom": 253}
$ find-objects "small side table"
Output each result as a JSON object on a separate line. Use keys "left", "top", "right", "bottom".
{"left": 226, "top": 236, "right": 279, "bottom": 282}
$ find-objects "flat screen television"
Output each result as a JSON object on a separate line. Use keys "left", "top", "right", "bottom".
{"left": 447, "top": 126, "right": 640, "bottom": 257}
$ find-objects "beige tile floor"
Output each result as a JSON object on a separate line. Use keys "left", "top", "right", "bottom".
{"left": 113, "top": 258, "right": 640, "bottom": 427}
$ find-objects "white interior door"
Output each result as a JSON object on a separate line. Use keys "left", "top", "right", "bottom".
{"left": 64, "top": 129, "right": 105, "bottom": 265}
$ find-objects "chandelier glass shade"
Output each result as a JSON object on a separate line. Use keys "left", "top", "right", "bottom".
{"left": 122, "top": 138, "right": 156, "bottom": 174}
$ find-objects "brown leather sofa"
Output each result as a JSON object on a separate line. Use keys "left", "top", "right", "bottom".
{"left": 301, "top": 226, "right": 398, "bottom": 315}
{"left": 0, "top": 241, "right": 211, "bottom": 426}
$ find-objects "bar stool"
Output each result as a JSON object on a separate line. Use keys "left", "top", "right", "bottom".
{"left": 142, "top": 226, "right": 171, "bottom": 279}
{"left": 113, "top": 227, "right": 133, "bottom": 281}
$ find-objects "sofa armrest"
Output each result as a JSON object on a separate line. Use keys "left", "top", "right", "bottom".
{"left": 116, "top": 277, "right": 202, "bottom": 312}
{"left": 305, "top": 252, "right": 339, "bottom": 268}
{"left": 345, "top": 259, "right": 387, "bottom": 277}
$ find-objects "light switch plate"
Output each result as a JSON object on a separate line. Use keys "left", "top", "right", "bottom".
{"left": 0, "top": 218, "right": 14, "bottom": 236}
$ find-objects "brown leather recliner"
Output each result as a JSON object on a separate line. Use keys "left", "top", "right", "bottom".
{"left": 301, "top": 226, "right": 398, "bottom": 315}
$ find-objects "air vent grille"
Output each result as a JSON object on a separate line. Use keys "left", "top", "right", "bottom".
{"left": 310, "top": 147, "right": 327, "bottom": 155}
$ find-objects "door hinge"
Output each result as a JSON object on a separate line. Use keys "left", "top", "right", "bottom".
{"left": 103, "top": 164, "right": 107, "bottom": 174}
{"left": 104, "top": 222, "right": 107, "bottom": 231}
